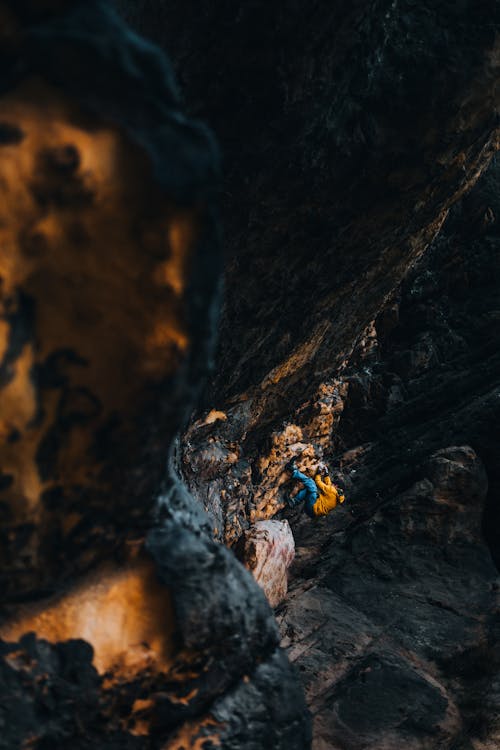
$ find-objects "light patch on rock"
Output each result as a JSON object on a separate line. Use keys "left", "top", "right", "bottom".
{"left": 236, "top": 520, "right": 295, "bottom": 608}
{"left": 203, "top": 409, "right": 228, "bottom": 425}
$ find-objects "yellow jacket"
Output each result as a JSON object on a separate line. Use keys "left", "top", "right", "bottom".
{"left": 312, "top": 475, "right": 345, "bottom": 517}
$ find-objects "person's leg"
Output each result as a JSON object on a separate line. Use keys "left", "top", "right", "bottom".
{"left": 304, "top": 491, "right": 318, "bottom": 518}
{"left": 292, "top": 469, "right": 318, "bottom": 497}
{"left": 291, "top": 469, "right": 318, "bottom": 517}
{"left": 287, "top": 488, "right": 307, "bottom": 508}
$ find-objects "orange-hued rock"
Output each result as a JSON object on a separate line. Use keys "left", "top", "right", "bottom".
{"left": 0, "top": 555, "right": 174, "bottom": 676}
{"left": 4, "top": 0, "right": 500, "bottom": 747}
{"left": 0, "top": 0, "right": 228, "bottom": 609}
{"left": 0, "top": 78, "right": 206, "bottom": 598}
{"left": 0, "top": 4, "right": 310, "bottom": 750}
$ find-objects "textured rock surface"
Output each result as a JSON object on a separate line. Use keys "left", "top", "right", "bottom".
{"left": 116, "top": 5, "right": 500, "bottom": 747}
{"left": 278, "top": 446, "right": 499, "bottom": 750}
{"left": 235, "top": 519, "right": 295, "bottom": 607}
{"left": 0, "top": 2, "right": 310, "bottom": 748}
{"left": 0, "top": 531, "right": 311, "bottom": 749}
{"left": 284, "top": 167, "right": 500, "bottom": 748}
{"left": 2, "top": 1, "right": 500, "bottom": 748}
{"left": 117, "top": 0, "right": 500, "bottom": 543}
{"left": 0, "top": 0, "right": 220, "bottom": 600}
{"left": 273, "top": 164, "right": 500, "bottom": 748}
{"left": 276, "top": 168, "right": 500, "bottom": 747}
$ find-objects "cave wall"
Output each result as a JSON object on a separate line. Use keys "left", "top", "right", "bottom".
{"left": 0, "top": 0, "right": 222, "bottom": 600}
{"left": 275, "top": 166, "right": 500, "bottom": 747}
{"left": 116, "top": 0, "right": 500, "bottom": 545}
{"left": 1, "top": 0, "right": 499, "bottom": 747}
{"left": 118, "top": 0, "right": 500, "bottom": 403}
{"left": 179, "top": 162, "right": 500, "bottom": 748}
{"left": 116, "top": 3, "right": 500, "bottom": 749}
{"left": 0, "top": 3, "right": 311, "bottom": 748}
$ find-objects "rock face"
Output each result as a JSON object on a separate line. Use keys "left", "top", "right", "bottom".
{"left": 236, "top": 519, "right": 295, "bottom": 607}
{"left": 2, "top": 1, "right": 500, "bottom": 748}
{"left": 0, "top": 2, "right": 311, "bottom": 748}
{"left": 279, "top": 446, "right": 499, "bottom": 750}
{"left": 275, "top": 164, "right": 500, "bottom": 748}
{"left": 0, "top": 0, "right": 220, "bottom": 601}
{"left": 119, "top": 0, "right": 500, "bottom": 545}
{"left": 0, "top": 539, "right": 311, "bottom": 749}
{"left": 268, "top": 168, "right": 500, "bottom": 747}
{"left": 115, "top": 4, "right": 500, "bottom": 748}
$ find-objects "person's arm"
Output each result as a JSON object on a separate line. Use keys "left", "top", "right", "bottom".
{"left": 332, "top": 479, "right": 346, "bottom": 503}
{"left": 314, "top": 474, "right": 327, "bottom": 493}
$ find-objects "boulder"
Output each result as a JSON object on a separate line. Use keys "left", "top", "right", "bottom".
{"left": 237, "top": 520, "right": 295, "bottom": 607}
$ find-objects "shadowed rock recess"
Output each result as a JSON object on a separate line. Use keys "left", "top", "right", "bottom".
{"left": 0, "top": 2, "right": 310, "bottom": 748}
{"left": 118, "top": 2, "right": 500, "bottom": 749}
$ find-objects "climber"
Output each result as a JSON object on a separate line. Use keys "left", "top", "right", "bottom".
{"left": 285, "top": 460, "right": 345, "bottom": 518}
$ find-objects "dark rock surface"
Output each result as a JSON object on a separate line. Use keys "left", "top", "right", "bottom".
{"left": 119, "top": 0, "right": 500, "bottom": 545}
{"left": 256, "top": 166, "right": 500, "bottom": 748}
{"left": 114, "top": 5, "right": 500, "bottom": 747}
{"left": 271, "top": 167, "right": 500, "bottom": 747}
{"left": 0, "top": 2, "right": 310, "bottom": 748}
{"left": 279, "top": 446, "right": 499, "bottom": 749}
{"left": 325, "top": 162, "right": 500, "bottom": 563}
{"left": 0, "top": 0, "right": 221, "bottom": 600}
{"left": 1, "top": 1, "right": 500, "bottom": 748}
{"left": 266, "top": 165, "right": 500, "bottom": 748}
{"left": 119, "top": 0, "right": 500, "bottom": 406}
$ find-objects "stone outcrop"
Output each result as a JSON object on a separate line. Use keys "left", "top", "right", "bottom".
{"left": 115, "top": 5, "right": 500, "bottom": 746}
{"left": 0, "top": 0, "right": 221, "bottom": 601}
{"left": 235, "top": 519, "right": 295, "bottom": 607}
{"left": 279, "top": 446, "right": 499, "bottom": 750}
{"left": 274, "top": 166, "right": 500, "bottom": 747}
{"left": 118, "top": 0, "right": 500, "bottom": 544}
{"left": 0, "top": 2, "right": 310, "bottom": 748}
{"left": 1, "top": 1, "right": 500, "bottom": 748}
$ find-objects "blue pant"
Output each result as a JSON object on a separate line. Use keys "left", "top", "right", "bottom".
{"left": 289, "top": 469, "right": 318, "bottom": 518}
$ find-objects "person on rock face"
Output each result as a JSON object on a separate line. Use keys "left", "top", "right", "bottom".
{"left": 285, "top": 461, "right": 345, "bottom": 518}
